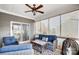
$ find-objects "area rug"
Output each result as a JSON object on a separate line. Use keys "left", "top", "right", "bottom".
{"left": 34, "top": 49, "right": 61, "bottom": 55}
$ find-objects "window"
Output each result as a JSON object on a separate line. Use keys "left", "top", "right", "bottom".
{"left": 61, "top": 10, "right": 79, "bottom": 38}
{"left": 34, "top": 21, "right": 41, "bottom": 34}
{"left": 34, "top": 10, "right": 79, "bottom": 38}
{"left": 40, "top": 19, "right": 48, "bottom": 34}
{"left": 49, "top": 16, "right": 60, "bottom": 36}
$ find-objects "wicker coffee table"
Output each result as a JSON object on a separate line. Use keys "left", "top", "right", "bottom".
{"left": 31, "top": 40, "right": 47, "bottom": 53}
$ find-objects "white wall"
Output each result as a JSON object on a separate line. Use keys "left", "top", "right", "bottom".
{"left": 0, "top": 12, "right": 34, "bottom": 45}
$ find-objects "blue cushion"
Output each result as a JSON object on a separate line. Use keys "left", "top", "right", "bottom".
{"left": 47, "top": 35, "right": 57, "bottom": 42}
{"left": 39, "top": 34, "right": 45, "bottom": 40}
{"left": 34, "top": 34, "right": 40, "bottom": 39}
{"left": 3, "top": 36, "right": 18, "bottom": 46}
{"left": 0, "top": 44, "right": 32, "bottom": 53}
{"left": 35, "top": 34, "right": 57, "bottom": 42}
{"left": 47, "top": 44, "right": 53, "bottom": 51}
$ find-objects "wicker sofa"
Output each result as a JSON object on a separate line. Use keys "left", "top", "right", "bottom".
{"left": 34, "top": 34, "right": 57, "bottom": 51}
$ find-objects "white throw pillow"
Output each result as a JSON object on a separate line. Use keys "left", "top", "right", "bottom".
{"left": 42, "top": 37, "right": 48, "bottom": 42}
{"left": 35, "top": 34, "right": 39, "bottom": 38}
{"left": 42, "top": 37, "right": 46, "bottom": 41}
{"left": 45, "top": 38, "right": 48, "bottom": 42}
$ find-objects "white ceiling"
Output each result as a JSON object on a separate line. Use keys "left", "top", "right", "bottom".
{"left": 0, "top": 4, "right": 79, "bottom": 21}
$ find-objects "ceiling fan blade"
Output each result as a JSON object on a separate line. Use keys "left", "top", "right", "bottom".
{"left": 36, "top": 11, "right": 44, "bottom": 14}
{"left": 25, "top": 4, "right": 33, "bottom": 9}
{"left": 36, "top": 5, "right": 43, "bottom": 10}
{"left": 25, "top": 10, "right": 32, "bottom": 13}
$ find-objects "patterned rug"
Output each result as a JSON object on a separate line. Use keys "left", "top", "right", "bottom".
{"left": 34, "top": 49, "right": 61, "bottom": 55}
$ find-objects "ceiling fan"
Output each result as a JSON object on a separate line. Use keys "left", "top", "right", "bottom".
{"left": 25, "top": 4, "right": 44, "bottom": 15}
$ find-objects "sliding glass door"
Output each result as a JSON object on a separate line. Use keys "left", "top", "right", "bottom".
{"left": 12, "top": 23, "right": 22, "bottom": 41}
{"left": 22, "top": 24, "right": 30, "bottom": 41}
{"left": 11, "top": 21, "right": 30, "bottom": 42}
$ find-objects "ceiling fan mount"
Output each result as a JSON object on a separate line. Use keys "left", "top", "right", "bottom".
{"left": 25, "top": 4, "right": 44, "bottom": 15}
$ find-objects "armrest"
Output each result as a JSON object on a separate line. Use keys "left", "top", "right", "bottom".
{"left": 47, "top": 40, "right": 57, "bottom": 51}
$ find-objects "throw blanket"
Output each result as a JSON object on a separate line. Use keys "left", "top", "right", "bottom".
{"left": 61, "top": 38, "right": 79, "bottom": 55}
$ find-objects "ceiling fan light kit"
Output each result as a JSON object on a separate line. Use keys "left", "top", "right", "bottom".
{"left": 25, "top": 4, "right": 44, "bottom": 16}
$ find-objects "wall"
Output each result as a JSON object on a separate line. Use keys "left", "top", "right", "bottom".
{"left": 0, "top": 12, "right": 34, "bottom": 45}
